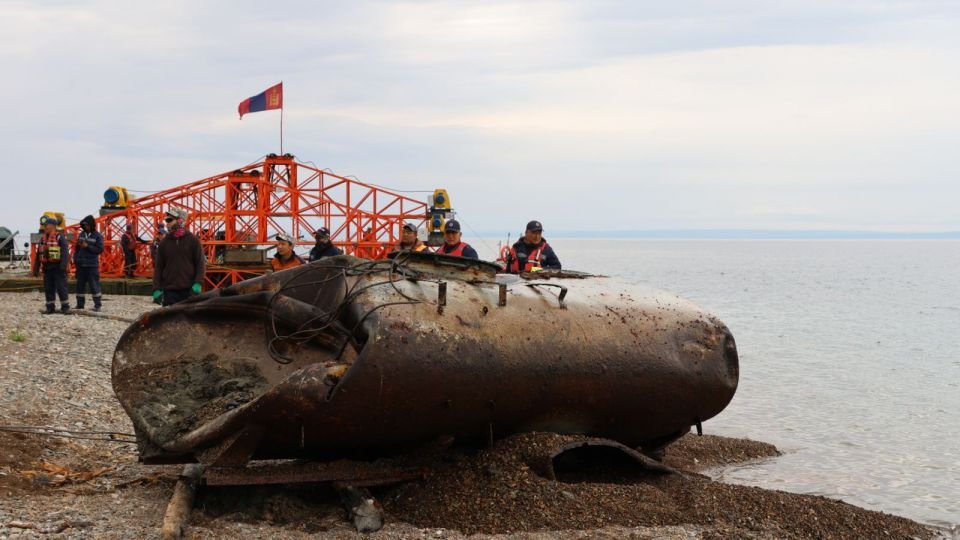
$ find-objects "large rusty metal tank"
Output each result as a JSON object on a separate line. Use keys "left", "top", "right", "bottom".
{"left": 112, "top": 253, "right": 739, "bottom": 464}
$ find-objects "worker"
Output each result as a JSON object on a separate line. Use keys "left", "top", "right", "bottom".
{"left": 506, "top": 220, "right": 561, "bottom": 273}
{"left": 32, "top": 216, "right": 70, "bottom": 314}
{"left": 391, "top": 222, "right": 428, "bottom": 253}
{"left": 271, "top": 233, "right": 305, "bottom": 271}
{"left": 73, "top": 215, "right": 104, "bottom": 312}
{"left": 151, "top": 223, "right": 166, "bottom": 264}
{"left": 119, "top": 224, "right": 143, "bottom": 278}
{"left": 153, "top": 207, "right": 205, "bottom": 306}
{"left": 308, "top": 227, "right": 342, "bottom": 261}
{"left": 436, "top": 220, "right": 478, "bottom": 259}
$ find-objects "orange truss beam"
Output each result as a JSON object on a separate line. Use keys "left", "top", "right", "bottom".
{"left": 52, "top": 154, "right": 429, "bottom": 288}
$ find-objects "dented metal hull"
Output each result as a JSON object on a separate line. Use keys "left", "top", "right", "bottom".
{"left": 112, "top": 254, "right": 738, "bottom": 464}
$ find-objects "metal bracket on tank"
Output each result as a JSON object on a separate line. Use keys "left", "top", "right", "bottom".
{"left": 437, "top": 281, "right": 447, "bottom": 314}
{"left": 525, "top": 283, "right": 568, "bottom": 309}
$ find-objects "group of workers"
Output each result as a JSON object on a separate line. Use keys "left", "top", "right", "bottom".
{"left": 32, "top": 209, "right": 561, "bottom": 314}
{"left": 32, "top": 207, "right": 206, "bottom": 312}
{"left": 270, "top": 218, "right": 561, "bottom": 274}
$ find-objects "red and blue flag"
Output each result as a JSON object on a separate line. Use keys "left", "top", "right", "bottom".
{"left": 238, "top": 82, "right": 283, "bottom": 119}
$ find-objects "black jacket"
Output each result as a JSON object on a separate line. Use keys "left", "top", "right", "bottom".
{"left": 308, "top": 242, "right": 343, "bottom": 261}
{"left": 73, "top": 215, "right": 103, "bottom": 268}
{"left": 509, "top": 238, "right": 561, "bottom": 272}
{"left": 153, "top": 231, "right": 205, "bottom": 290}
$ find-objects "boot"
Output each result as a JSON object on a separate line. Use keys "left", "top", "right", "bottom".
{"left": 60, "top": 303, "right": 70, "bottom": 314}
{"left": 93, "top": 296, "right": 102, "bottom": 312}
{"left": 75, "top": 296, "right": 86, "bottom": 310}
{"left": 43, "top": 303, "right": 56, "bottom": 315}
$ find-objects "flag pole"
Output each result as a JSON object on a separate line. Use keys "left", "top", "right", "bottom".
{"left": 280, "top": 105, "right": 284, "bottom": 155}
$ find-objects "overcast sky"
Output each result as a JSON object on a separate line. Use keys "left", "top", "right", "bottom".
{"left": 1, "top": 1, "right": 958, "bottom": 238}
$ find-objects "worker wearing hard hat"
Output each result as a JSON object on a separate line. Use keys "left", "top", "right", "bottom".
{"left": 153, "top": 207, "right": 205, "bottom": 306}
{"left": 506, "top": 220, "right": 561, "bottom": 273}
{"left": 32, "top": 216, "right": 71, "bottom": 314}
{"left": 271, "top": 233, "right": 305, "bottom": 271}
{"left": 436, "top": 220, "right": 478, "bottom": 259}
{"left": 391, "top": 222, "right": 428, "bottom": 254}
{"left": 73, "top": 215, "right": 104, "bottom": 312}
{"left": 308, "top": 227, "right": 343, "bottom": 261}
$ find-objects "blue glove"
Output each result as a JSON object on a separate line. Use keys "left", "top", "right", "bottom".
{"left": 191, "top": 283, "right": 202, "bottom": 294}
{"left": 152, "top": 289, "right": 162, "bottom": 301}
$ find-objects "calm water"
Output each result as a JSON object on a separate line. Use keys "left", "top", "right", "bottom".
{"left": 474, "top": 238, "right": 959, "bottom": 529}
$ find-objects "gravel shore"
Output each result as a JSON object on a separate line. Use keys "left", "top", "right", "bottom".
{"left": 0, "top": 292, "right": 942, "bottom": 539}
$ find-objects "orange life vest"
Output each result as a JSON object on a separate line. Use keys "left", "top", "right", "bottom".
{"left": 39, "top": 232, "right": 62, "bottom": 264}
{"left": 508, "top": 242, "right": 548, "bottom": 273}
{"left": 271, "top": 253, "right": 304, "bottom": 272}
{"left": 394, "top": 241, "right": 428, "bottom": 252}
{"left": 440, "top": 242, "right": 469, "bottom": 257}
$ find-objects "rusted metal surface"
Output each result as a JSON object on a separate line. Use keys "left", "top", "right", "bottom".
{"left": 113, "top": 252, "right": 739, "bottom": 464}
{"left": 204, "top": 460, "right": 428, "bottom": 487}
{"left": 541, "top": 438, "right": 678, "bottom": 482}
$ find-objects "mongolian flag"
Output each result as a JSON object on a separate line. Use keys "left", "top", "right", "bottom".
{"left": 238, "top": 82, "right": 283, "bottom": 119}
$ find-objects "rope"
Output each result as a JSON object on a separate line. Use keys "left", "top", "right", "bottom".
{"left": 458, "top": 218, "right": 499, "bottom": 258}
{"left": 0, "top": 425, "right": 137, "bottom": 444}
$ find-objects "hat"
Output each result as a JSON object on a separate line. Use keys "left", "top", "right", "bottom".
{"left": 402, "top": 222, "right": 417, "bottom": 232}
{"left": 315, "top": 226, "right": 330, "bottom": 237}
{"left": 444, "top": 220, "right": 461, "bottom": 233}
{"left": 165, "top": 207, "right": 188, "bottom": 220}
{"left": 40, "top": 216, "right": 59, "bottom": 226}
{"left": 525, "top": 220, "right": 543, "bottom": 232}
{"left": 275, "top": 232, "right": 295, "bottom": 245}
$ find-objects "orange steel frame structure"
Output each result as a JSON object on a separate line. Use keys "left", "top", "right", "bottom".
{"left": 52, "top": 154, "right": 429, "bottom": 289}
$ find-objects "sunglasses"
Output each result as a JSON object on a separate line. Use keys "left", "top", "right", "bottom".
{"left": 164, "top": 216, "right": 176, "bottom": 223}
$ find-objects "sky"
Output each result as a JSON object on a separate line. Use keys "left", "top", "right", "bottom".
{"left": 1, "top": 0, "right": 959, "bottom": 239}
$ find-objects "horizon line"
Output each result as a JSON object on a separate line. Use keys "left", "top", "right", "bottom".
{"left": 470, "top": 229, "right": 960, "bottom": 239}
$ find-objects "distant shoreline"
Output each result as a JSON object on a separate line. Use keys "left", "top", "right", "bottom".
{"left": 477, "top": 230, "right": 960, "bottom": 240}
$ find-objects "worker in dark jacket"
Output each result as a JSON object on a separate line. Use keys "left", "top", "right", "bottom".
{"left": 73, "top": 215, "right": 104, "bottom": 311}
{"left": 308, "top": 227, "right": 342, "bottom": 261}
{"left": 506, "top": 220, "right": 561, "bottom": 273}
{"left": 32, "top": 216, "right": 71, "bottom": 314}
{"left": 153, "top": 207, "right": 205, "bottom": 306}
{"left": 436, "top": 220, "right": 478, "bottom": 259}
{"left": 119, "top": 224, "right": 142, "bottom": 278}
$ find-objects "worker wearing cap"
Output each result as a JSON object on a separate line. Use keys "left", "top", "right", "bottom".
{"left": 271, "top": 233, "right": 305, "bottom": 271}
{"left": 73, "top": 215, "right": 104, "bottom": 312}
{"left": 392, "top": 222, "right": 428, "bottom": 253}
{"left": 436, "top": 220, "right": 478, "bottom": 259}
{"left": 153, "top": 207, "right": 205, "bottom": 306}
{"left": 507, "top": 220, "right": 561, "bottom": 273}
{"left": 308, "top": 227, "right": 343, "bottom": 261}
{"left": 32, "top": 216, "right": 71, "bottom": 314}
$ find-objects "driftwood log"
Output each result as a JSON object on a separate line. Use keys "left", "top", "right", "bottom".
{"left": 160, "top": 464, "right": 204, "bottom": 540}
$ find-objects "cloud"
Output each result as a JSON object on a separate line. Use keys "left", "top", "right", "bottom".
{"left": 0, "top": 1, "right": 958, "bottom": 236}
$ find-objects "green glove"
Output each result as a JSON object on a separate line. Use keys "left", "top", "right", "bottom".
{"left": 191, "top": 283, "right": 202, "bottom": 294}
{"left": 152, "top": 289, "right": 162, "bottom": 301}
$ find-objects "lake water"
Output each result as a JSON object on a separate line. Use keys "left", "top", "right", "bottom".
{"left": 473, "top": 238, "right": 959, "bottom": 529}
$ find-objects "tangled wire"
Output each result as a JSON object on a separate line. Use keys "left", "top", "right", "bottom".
{"left": 264, "top": 254, "right": 427, "bottom": 364}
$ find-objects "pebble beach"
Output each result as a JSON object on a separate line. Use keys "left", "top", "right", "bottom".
{"left": 0, "top": 291, "right": 943, "bottom": 539}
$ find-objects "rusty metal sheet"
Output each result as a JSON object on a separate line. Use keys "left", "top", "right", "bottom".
{"left": 113, "top": 253, "right": 738, "bottom": 464}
